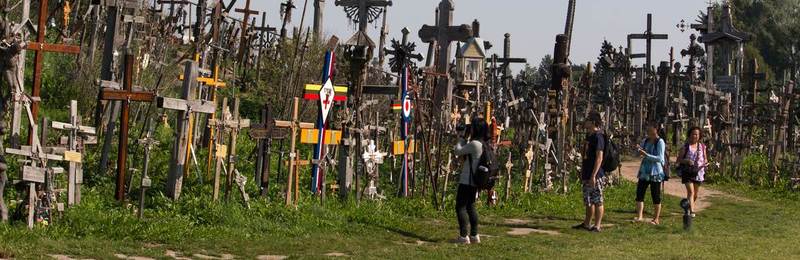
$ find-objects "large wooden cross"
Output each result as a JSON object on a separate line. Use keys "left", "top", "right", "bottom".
{"left": 25, "top": 0, "right": 82, "bottom": 146}
{"left": 50, "top": 100, "right": 96, "bottom": 206}
{"left": 209, "top": 97, "right": 251, "bottom": 205}
{"left": 162, "top": 61, "right": 217, "bottom": 200}
{"left": 627, "top": 13, "right": 668, "bottom": 72}
{"left": 249, "top": 105, "right": 276, "bottom": 198}
{"left": 418, "top": 0, "right": 472, "bottom": 116}
{"left": 334, "top": 0, "right": 392, "bottom": 32}
{"left": 235, "top": 0, "right": 259, "bottom": 62}
{"left": 273, "top": 97, "right": 315, "bottom": 206}
{"left": 99, "top": 53, "right": 156, "bottom": 201}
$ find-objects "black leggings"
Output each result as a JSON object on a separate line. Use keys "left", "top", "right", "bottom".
{"left": 635, "top": 180, "right": 662, "bottom": 204}
{"left": 455, "top": 184, "right": 478, "bottom": 237}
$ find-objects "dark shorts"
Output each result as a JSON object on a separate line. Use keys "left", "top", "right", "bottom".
{"left": 681, "top": 176, "right": 703, "bottom": 184}
{"left": 581, "top": 177, "right": 607, "bottom": 206}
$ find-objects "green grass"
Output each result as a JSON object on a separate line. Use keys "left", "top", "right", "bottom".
{"left": 1, "top": 179, "right": 798, "bottom": 259}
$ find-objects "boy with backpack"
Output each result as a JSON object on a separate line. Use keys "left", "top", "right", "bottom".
{"left": 573, "top": 112, "right": 617, "bottom": 232}
{"left": 452, "top": 117, "right": 497, "bottom": 244}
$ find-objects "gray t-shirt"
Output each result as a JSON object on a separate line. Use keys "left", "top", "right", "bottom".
{"left": 454, "top": 139, "right": 483, "bottom": 186}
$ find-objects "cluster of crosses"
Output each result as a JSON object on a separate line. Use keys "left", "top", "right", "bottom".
{"left": 0, "top": 0, "right": 797, "bottom": 229}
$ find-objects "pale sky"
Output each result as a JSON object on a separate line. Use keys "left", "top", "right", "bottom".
{"left": 231, "top": 0, "right": 712, "bottom": 71}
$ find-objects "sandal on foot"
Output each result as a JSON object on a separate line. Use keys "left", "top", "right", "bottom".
{"left": 650, "top": 219, "right": 660, "bottom": 225}
{"left": 572, "top": 223, "right": 590, "bottom": 230}
{"left": 589, "top": 226, "right": 602, "bottom": 232}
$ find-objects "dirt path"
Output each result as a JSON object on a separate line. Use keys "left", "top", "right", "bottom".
{"left": 618, "top": 160, "right": 732, "bottom": 212}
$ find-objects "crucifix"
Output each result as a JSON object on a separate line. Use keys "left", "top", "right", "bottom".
{"left": 362, "top": 140, "right": 387, "bottom": 200}
{"left": 209, "top": 97, "right": 251, "bottom": 205}
{"left": 235, "top": 0, "right": 259, "bottom": 63}
{"left": 523, "top": 144, "right": 534, "bottom": 193}
{"left": 23, "top": 0, "right": 82, "bottom": 147}
{"left": 137, "top": 119, "right": 158, "bottom": 219}
{"left": 99, "top": 52, "right": 156, "bottom": 201}
{"left": 273, "top": 97, "right": 315, "bottom": 206}
{"left": 334, "top": 0, "right": 392, "bottom": 33}
{"left": 163, "top": 60, "right": 217, "bottom": 200}
{"left": 503, "top": 152, "right": 513, "bottom": 202}
{"left": 50, "top": 100, "right": 96, "bottom": 206}
{"left": 418, "top": 0, "right": 472, "bottom": 119}
{"left": 254, "top": 12, "right": 277, "bottom": 81}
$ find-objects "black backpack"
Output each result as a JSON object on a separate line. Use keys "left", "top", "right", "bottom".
{"left": 470, "top": 141, "right": 500, "bottom": 190}
{"left": 601, "top": 134, "right": 620, "bottom": 172}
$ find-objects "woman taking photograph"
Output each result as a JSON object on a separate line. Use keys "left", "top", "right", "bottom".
{"left": 676, "top": 127, "right": 707, "bottom": 217}
{"left": 635, "top": 124, "right": 666, "bottom": 225}
{"left": 452, "top": 117, "right": 489, "bottom": 244}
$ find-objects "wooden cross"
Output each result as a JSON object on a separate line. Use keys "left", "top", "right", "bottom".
{"left": 627, "top": 13, "right": 668, "bottom": 71}
{"left": 235, "top": 0, "right": 259, "bottom": 62}
{"left": 50, "top": 100, "right": 96, "bottom": 206}
{"left": 250, "top": 105, "right": 275, "bottom": 198}
{"left": 334, "top": 0, "right": 393, "bottom": 32}
{"left": 209, "top": 97, "right": 251, "bottom": 205}
{"left": 523, "top": 144, "right": 534, "bottom": 193}
{"left": 98, "top": 53, "right": 156, "bottom": 201}
{"left": 25, "top": 0, "right": 82, "bottom": 146}
{"left": 418, "top": 0, "right": 472, "bottom": 114}
{"left": 6, "top": 117, "right": 66, "bottom": 229}
{"left": 747, "top": 59, "right": 767, "bottom": 106}
{"left": 273, "top": 97, "right": 315, "bottom": 206}
{"left": 163, "top": 60, "right": 217, "bottom": 200}
{"left": 504, "top": 152, "right": 513, "bottom": 202}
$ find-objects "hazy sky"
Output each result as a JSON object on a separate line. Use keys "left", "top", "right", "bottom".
{"left": 229, "top": 0, "right": 712, "bottom": 71}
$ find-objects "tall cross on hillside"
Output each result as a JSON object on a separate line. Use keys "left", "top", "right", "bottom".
{"left": 335, "top": 0, "right": 392, "bottom": 32}
{"left": 418, "top": 0, "right": 472, "bottom": 118}
{"left": 26, "top": 0, "right": 82, "bottom": 146}
{"left": 235, "top": 0, "right": 259, "bottom": 62}
{"left": 627, "top": 13, "right": 668, "bottom": 72}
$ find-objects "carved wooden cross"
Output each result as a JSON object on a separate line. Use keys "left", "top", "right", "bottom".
{"left": 747, "top": 59, "right": 767, "bottom": 106}
{"left": 334, "top": 0, "right": 392, "bottom": 32}
{"left": 99, "top": 53, "right": 156, "bottom": 201}
{"left": 504, "top": 152, "right": 513, "bottom": 202}
{"left": 163, "top": 61, "right": 217, "bottom": 200}
{"left": 627, "top": 13, "right": 668, "bottom": 71}
{"left": 209, "top": 97, "right": 251, "bottom": 205}
{"left": 51, "top": 100, "right": 96, "bottom": 206}
{"left": 418, "top": 0, "right": 472, "bottom": 114}
{"left": 523, "top": 144, "right": 534, "bottom": 193}
{"left": 25, "top": 0, "right": 82, "bottom": 146}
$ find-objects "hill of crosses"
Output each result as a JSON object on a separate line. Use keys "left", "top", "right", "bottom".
{"left": 0, "top": 0, "right": 798, "bottom": 259}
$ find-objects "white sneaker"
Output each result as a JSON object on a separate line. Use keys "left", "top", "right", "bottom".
{"left": 469, "top": 235, "right": 481, "bottom": 244}
{"left": 452, "top": 236, "right": 471, "bottom": 244}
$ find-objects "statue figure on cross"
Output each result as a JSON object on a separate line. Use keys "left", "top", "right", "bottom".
{"left": 362, "top": 140, "right": 387, "bottom": 200}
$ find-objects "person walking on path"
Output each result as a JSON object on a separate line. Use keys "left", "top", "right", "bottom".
{"left": 676, "top": 127, "right": 708, "bottom": 217}
{"left": 634, "top": 124, "right": 666, "bottom": 225}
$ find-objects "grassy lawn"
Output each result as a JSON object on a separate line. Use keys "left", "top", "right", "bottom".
{"left": 0, "top": 179, "right": 798, "bottom": 259}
